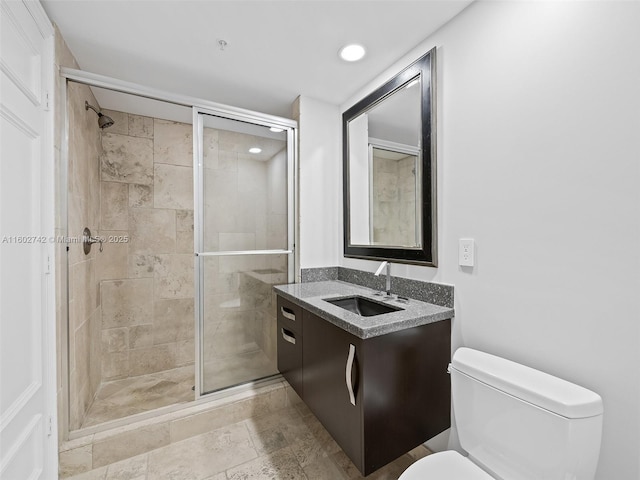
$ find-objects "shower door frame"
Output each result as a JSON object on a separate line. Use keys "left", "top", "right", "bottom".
{"left": 59, "top": 67, "right": 298, "bottom": 438}
{"left": 193, "top": 108, "right": 296, "bottom": 398}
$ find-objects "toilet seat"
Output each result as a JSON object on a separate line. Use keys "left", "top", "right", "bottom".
{"left": 399, "top": 451, "right": 495, "bottom": 479}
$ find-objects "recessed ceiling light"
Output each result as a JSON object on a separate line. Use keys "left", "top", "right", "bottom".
{"left": 339, "top": 44, "right": 366, "bottom": 62}
{"left": 269, "top": 127, "right": 284, "bottom": 133}
{"left": 249, "top": 147, "right": 262, "bottom": 154}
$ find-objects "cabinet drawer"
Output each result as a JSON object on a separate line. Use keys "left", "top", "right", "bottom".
{"left": 277, "top": 318, "right": 303, "bottom": 397}
{"left": 277, "top": 296, "right": 301, "bottom": 325}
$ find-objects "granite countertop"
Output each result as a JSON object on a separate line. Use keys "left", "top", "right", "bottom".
{"left": 273, "top": 280, "right": 454, "bottom": 339}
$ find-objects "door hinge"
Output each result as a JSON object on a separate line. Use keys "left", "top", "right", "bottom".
{"left": 44, "top": 90, "right": 50, "bottom": 111}
{"left": 47, "top": 415, "right": 52, "bottom": 437}
{"left": 44, "top": 254, "right": 51, "bottom": 275}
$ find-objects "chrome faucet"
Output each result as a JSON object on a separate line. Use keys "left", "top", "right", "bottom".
{"left": 374, "top": 261, "right": 392, "bottom": 297}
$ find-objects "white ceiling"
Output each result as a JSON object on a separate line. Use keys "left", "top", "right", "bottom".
{"left": 43, "top": 0, "right": 473, "bottom": 118}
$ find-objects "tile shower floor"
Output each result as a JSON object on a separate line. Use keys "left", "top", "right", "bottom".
{"left": 68, "top": 401, "right": 431, "bottom": 480}
{"left": 203, "top": 349, "right": 276, "bottom": 393}
{"left": 81, "top": 349, "right": 276, "bottom": 428}
{"left": 81, "top": 366, "right": 195, "bottom": 428}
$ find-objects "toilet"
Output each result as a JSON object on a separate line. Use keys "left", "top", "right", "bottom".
{"left": 400, "top": 347, "right": 603, "bottom": 480}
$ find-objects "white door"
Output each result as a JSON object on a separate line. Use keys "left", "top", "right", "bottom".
{"left": 0, "top": 1, "right": 56, "bottom": 479}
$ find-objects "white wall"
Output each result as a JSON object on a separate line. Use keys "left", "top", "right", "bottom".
{"left": 335, "top": 1, "right": 640, "bottom": 478}
{"left": 347, "top": 113, "right": 371, "bottom": 244}
{"left": 295, "top": 96, "right": 342, "bottom": 271}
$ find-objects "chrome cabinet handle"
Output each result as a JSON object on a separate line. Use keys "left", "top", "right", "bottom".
{"left": 280, "top": 307, "right": 296, "bottom": 321}
{"left": 346, "top": 344, "right": 356, "bottom": 406}
{"left": 281, "top": 328, "right": 296, "bottom": 345}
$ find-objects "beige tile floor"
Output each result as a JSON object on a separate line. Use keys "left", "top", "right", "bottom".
{"left": 68, "top": 400, "right": 431, "bottom": 480}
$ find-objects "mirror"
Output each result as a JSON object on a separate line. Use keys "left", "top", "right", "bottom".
{"left": 343, "top": 48, "right": 436, "bottom": 265}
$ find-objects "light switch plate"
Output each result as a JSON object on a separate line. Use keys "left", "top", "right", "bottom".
{"left": 459, "top": 238, "right": 475, "bottom": 267}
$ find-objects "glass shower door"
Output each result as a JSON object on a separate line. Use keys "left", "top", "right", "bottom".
{"left": 194, "top": 111, "right": 295, "bottom": 395}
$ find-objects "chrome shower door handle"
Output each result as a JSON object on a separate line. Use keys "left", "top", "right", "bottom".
{"left": 345, "top": 343, "right": 356, "bottom": 406}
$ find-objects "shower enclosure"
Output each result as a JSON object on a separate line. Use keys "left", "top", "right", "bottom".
{"left": 61, "top": 71, "right": 295, "bottom": 435}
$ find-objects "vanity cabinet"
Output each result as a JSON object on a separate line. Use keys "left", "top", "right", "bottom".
{"left": 276, "top": 294, "right": 451, "bottom": 476}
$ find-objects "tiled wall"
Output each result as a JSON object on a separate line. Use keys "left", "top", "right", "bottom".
{"left": 55, "top": 23, "right": 105, "bottom": 430}
{"left": 65, "top": 81, "right": 104, "bottom": 431}
{"left": 54, "top": 25, "right": 106, "bottom": 436}
{"left": 372, "top": 154, "right": 417, "bottom": 246}
{"left": 97, "top": 112, "right": 195, "bottom": 382}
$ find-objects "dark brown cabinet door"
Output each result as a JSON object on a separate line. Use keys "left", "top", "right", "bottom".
{"left": 361, "top": 319, "right": 451, "bottom": 473}
{"left": 302, "top": 310, "right": 363, "bottom": 471}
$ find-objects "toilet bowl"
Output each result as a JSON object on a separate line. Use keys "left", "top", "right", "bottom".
{"left": 400, "top": 450, "right": 493, "bottom": 479}
{"left": 399, "top": 347, "right": 603, "bottom": 480}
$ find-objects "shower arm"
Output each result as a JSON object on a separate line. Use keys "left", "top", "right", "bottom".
{"left": 85, "top": 101, "right": 100, "bottom": 115}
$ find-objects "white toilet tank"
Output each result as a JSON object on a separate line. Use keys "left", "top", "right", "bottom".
{"left": 450, "top": 348, "right": 603, "bottom": 480}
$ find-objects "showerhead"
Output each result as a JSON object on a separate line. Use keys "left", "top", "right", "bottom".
{"left": 85, "top": 101, "right": 114, "bottom": 129}
{"left": 97, "top": 114, "right": 114, "bottom": 129}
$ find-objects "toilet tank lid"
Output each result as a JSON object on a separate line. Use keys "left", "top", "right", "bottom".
{"left": 451, "top": 347, "right": 603, "bottom": 419}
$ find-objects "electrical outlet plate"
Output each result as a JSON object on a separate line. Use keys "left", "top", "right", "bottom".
{"left": 459, "top": 238, "right": 475, "bottom": 267}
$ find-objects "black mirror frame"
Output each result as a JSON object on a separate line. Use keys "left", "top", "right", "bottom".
{"left": 343, "top": 48, "right": 437, "bottom": 266}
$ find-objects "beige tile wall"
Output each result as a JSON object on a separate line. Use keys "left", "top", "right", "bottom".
{"left": 372, "top": 154, "right": 418, "bottom": 246}
{"left": 97, "top": 114, "right": 195, "bottom": 382}
{"left": 64, "top": 79, "right": 104, "bottom": 431}
{"left": 54, "top": 25, "right": 76, "bottom": 439}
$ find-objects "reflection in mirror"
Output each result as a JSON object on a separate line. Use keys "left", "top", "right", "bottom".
{"left": 371, "top": 145, "right": 420, "bottom": 247}
{"left": 348, "top": 77, "right": 422, "bottom": 248}
{"left": 343, "top": 48, "right": 436, "bottom": 265}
